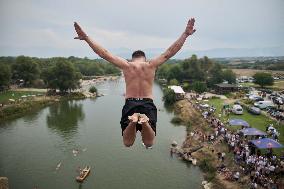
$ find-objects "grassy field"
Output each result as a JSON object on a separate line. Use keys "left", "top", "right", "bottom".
{"left": 0, "top": 91, "right": 45, "bottom": 104}
{"left": 232, "top": 69, "right": 284, "bottom": 77}
{"left": 240, "top": 80, "right": 284, "bottom": 90}
{"left": 206, "top": 98, "right": 284, "bottom": 154}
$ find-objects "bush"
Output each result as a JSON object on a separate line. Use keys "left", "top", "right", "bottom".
{"left": 171, "top": 117, "right": 183, "bottom": 125}
{"left": 89, "top": 86, "right": 97, "bottom": 94}
{"left": 32, "top": 79, "right": 46, "bottom": 88}
{"left": 199, "top": 158, "right": 216, "bottom": 173}
{"left": 163, "top": 88, "right": 176, "bottom": 105}
{"left": 192, "top": 81, "right": 207, "bottom": 93}
{"left": 169, "top": 79, "right": 179, "bottom": 86}
{"left": 183, "top": 82, "right": 190, "bottom": 92}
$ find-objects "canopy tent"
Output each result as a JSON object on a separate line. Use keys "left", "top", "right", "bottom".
{"left": 240, "top": 128, "right": 267, "bottom": 136}
{"left": 250, "top": 138, "right": 283, "bottom": 149}
{"left": 229, "top": 119, "right": 250, "bottom": 127}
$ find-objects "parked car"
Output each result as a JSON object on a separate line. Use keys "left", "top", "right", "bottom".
{"left": 232, "top": 105, "right": 243, "bottom": 115}
{"left": 254, "top": 97, "right": 264, "bottom": 102}
{"left": 248, "top": 106, "right": 261, "bottom": 115}
{"left": 260, "top": 89, "right": 273, "bottom": 94}
{"left": 272, "top": 97, "right": 283, "bottom": 105}
{"left": 254, "top": 101, "right": 275, "bottom": 109}
{"left": 234, "top": 100, "right": 241, "bottom": 105}
{"left": 249, "top": 95, "right": 263, "bottom": 101}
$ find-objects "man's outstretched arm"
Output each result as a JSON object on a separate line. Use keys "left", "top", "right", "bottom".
{"left": 150, "top": 18, "right": 196, "bottom": 68}
{"left": 74, "top": 22, "right": 129, "bottom": 69}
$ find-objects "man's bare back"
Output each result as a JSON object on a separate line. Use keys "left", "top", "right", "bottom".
{"left": 74, "top": 18, "right": 196, "bottom": 147}
{"left": 123, "top": 61, "right": 155, "bottom": 99}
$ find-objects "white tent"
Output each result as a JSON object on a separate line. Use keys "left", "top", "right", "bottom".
{"left": 168, "top": 85, "right": 185, "bottom": 94}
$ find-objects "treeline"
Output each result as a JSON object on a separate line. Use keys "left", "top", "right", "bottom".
{"left": 0, "top": 56, "right": 121, "bottom": 92}
{"left": 223, "top": 59, "right": 284, "bottom": 71}
{"left": 157, "top": 55, "right": 236, "bottom": 93}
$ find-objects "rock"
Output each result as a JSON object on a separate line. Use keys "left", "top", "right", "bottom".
{"left": 0, "top": 177, "right": 9, "bottom": 189}
{"left": 204, "top": 182, "right": 212, "bottom": 189}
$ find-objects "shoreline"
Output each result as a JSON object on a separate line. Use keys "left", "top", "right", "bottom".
{"left": 172, "top": 99, "right": 243, "bottom": 189}
{"left": 0, "top": 92, "right": 89, "bottom": 122}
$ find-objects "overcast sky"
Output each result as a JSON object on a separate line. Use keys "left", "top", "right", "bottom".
{"left": 0, "top": 0, "right": 283, "bottom": 58}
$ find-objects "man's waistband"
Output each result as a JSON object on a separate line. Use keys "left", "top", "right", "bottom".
{"left": 126, "top": 98, "right": 153, "bottom": 102}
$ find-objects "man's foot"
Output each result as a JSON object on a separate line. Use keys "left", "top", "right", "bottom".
{"left": 128, "top": 113, "right": 139, "bottom": 123}
{"left": 138, "top": 114, "right": 149, "bottom": 124}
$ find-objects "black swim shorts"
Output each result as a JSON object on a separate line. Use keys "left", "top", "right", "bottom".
{"left": 120, "top": 98, "right": 157, "bottom": 136}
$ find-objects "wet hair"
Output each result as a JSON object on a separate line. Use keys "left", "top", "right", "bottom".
{"left": 132, "top": 50, "right": 146, "bottom": 60}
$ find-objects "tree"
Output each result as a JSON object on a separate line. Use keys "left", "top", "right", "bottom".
{"left": 166, "top": 64, "right": 182, "bottom": 82}
{"left": 183, "top": 82, "right": 190, "bottom": 91}
{"left": 42, "top": 59, "right": 82, "bottom": 92}
{"left": 163, "top": 88, "right": 176, "bottom": 105}
{"left": 169, "top": 79, "right": 179, "bottom": 85}
{"left": 192, "top": 81, "right": 207, "bottom": 93}
{"left": 12, "top": 56, "right": 40, "bottom": 86}
{"left": 253, "top": 72, "right": 274, "bottom": 88}
{"left": 0, "top": 63, "right": 11, "bottom": 90}
{"left": 89, "top": 86, "right": 97, "bottom": 93}
{"left": 222, "top": 69, "right": 236, "bottom": 84}
{"left": 207, "top": 64, "right": 223, "bottom": 87}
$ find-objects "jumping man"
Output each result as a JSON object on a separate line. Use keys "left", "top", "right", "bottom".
{"left": 74, "top": 18, "right": 196, "bottom": 148}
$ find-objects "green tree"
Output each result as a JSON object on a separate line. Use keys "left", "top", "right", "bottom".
{"left": 207, "top": 64, "right": 223, "bottom": 87}
{"left": 192, "top": 81, "right": 207, "bottom": 93}
{"left": 182, "top": 82, "right": 190, "bottom": 91}
{"left": 166, "top": 64, "right": 182, "bottom": 82}
{"left": 253, "top": 72, "right": 274, "bottom": 88}
{"left": 89, "top": 86, "right": 97, "bottom": 93}
{"left": 169, "top": 79, "right": 179, "bottom": 85}
{"left": 163, "top": 88, "right": 176, "bottom": 105}
{"left": 222, "top": 69, "right": 236, "bottom": 84}
{"left": 12, "top": 56, "right": 40, "bottom": 86}
{"left": 0, "top": 63, "right": 12, "bottom": 90}
{"left": 43, "top": 59, "right": 82, "bottom": 92}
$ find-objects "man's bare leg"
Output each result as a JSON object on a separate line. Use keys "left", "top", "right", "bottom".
{"left": 123, "top": 113, "right": 139, "bottom": 147}
{"left": 139, "top": 114, "right": 155, "bottom": 147}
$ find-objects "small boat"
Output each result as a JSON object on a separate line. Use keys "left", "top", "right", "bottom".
{"left": 76, "top": 166, "right": 90, "bottom": 182}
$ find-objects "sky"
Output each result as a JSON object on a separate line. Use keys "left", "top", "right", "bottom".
{"left": 0, "top": 0, "right": 284, "bottom": 58}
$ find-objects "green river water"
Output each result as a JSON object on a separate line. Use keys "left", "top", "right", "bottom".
{"left": 0, "top": 78, "right": 203, "bottom": 189}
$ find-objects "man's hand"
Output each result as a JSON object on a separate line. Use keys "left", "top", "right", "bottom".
{"left": 184, "top": 18, "right": 196, "bottom": 36}
{"left": 74, "top": 22, "right": 88, "bottom": 40}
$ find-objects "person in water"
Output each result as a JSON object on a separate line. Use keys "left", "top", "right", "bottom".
{"left": 74, "top": 18, "right": 196, "bottom": 148}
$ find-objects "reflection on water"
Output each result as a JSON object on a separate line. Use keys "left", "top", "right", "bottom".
{"left": 47, "top": 100, "right": 85, "bottom": 139}
{"left": 0, "top": 79, "right": 203, "bottom": 189}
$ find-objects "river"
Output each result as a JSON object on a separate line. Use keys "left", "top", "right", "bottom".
{"left": 0, "top": 78, "right": 203, "bottom": 189}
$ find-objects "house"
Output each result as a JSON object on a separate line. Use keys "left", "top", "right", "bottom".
{"left": 215, "top": 83, "right": 238, "bottom": 94}
{"left": 168, "top": 85, "right": 185, "bottom": 100}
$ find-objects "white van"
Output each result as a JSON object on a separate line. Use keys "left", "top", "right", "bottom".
{"left": 232, "top": 105, "right": 243, "bottom": 115}
{"left": 254, "top": 101, "right": 275, "bottom": 109}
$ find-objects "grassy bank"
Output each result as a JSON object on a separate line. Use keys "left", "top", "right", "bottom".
{"left": 0, "top": 90, "right": 46, "bottom": 104}
{"left": 172, "top": 100, "right": 227, "bottom": 188}
{"left": 173, "top": 99, "right": 247, "bottom": 189}
{"left": 0, "top": 92, "right": 86, "bottom": 121}
{"left": 0, "top": 99, "right": 56, "bottom": 121}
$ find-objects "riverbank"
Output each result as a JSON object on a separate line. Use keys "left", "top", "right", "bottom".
{"left": 173, "top": 99, "right": 244, "bottom": 189}
{"left": 0, "top": 92, "right": 88, "bottom": 121}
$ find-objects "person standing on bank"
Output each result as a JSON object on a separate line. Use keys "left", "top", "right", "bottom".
{"left": 74, "top": 18, "right": 196, "bottom": 148}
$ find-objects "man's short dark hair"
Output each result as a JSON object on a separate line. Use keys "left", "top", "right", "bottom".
{"left": 132, "top": 50, "right": 146, "bottom": 59}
